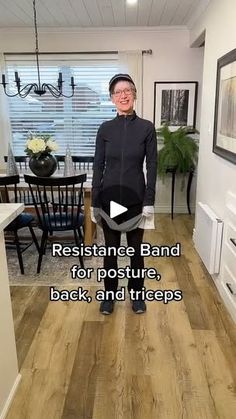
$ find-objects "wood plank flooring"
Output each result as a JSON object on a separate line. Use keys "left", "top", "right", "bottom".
{"left": 7, "top": 214, "right": 236, "bottom": 419}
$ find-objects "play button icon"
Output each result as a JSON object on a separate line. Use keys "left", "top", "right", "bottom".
{"left": 93, "top": 185, "right": 142, "bottom": 225}
{"left": 110, "top": 201, "right": 128, "bottom": 219}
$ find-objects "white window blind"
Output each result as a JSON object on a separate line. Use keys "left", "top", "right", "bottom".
{"left": 5, "top": 54, "right": 118, "bottom": 155}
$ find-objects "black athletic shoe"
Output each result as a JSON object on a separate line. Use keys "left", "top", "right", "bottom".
{"left": 132, "top": 300, "right": 146, "bottom": 314}
{"left": 99, "top": 300, "right": 114, "bottom": 315}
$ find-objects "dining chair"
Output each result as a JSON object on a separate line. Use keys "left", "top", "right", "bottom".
{"left": 0, "top": 175, "right": 40, "bottom": 274}
{"left": 55, "top": 155, "right": 94, "bottom": 171}
{"left": 72, "top": 156, "right": 94, "bottom": 171}
{"left": 4, "top": 155, "right": 38, "bottom": 205}
{"left": 24, "top": 174, "right": 87, "bottom": 273}
{"left": 4, "top": 155, "right": 30, "bottom": 171}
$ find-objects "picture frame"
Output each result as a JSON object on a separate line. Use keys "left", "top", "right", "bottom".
{"left": 153, "top": 81, "right": 198, "bottom": 131}
{"left": 213, "top": 48, "right": 236, "bottom": 164}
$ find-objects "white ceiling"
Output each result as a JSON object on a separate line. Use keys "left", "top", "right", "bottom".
{"left": 0, "top": 0, "right": 211, "bottom": 29}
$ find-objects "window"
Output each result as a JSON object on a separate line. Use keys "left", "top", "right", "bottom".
{"left": 5, "top": 54, "right": 118, "bottom": 155}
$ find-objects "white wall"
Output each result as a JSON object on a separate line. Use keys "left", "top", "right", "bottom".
{"left": 0, "top": 27, "right": 204, "bottom": 212}
{"left": 190, "top": 0, "right": 236, "bottom": 321}
{"left": 190, "top": 0, "right": 236, "bottom": 216}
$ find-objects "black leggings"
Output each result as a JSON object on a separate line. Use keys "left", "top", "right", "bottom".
{"left": 102, "top": 220, "right": 144, "bottom": 293}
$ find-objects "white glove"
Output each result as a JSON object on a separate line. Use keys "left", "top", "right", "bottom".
{"left": 139, "top": 205, "right": 155, "bottom": 229}
{"left": 90, "top": 207, "right": 101, "bottom": 224}
{"left": 142, "top": 206, "right": 154, "bottom": 218}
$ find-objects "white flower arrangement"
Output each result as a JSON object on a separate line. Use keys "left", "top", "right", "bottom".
{"left": 25, "top": 134, "right": 59, "bottom": 157}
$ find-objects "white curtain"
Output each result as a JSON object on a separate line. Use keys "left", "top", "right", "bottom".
{"left": 0, "top": 53, "right": 12, "bottom": 166}
{"left": 118, "top": 50, "right": 143, "bottom": 116}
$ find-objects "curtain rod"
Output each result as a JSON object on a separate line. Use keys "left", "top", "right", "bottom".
{"left": 5, "top": 50, "right": 153, "bottom": 56}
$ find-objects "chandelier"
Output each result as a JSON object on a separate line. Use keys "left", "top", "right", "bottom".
{"left": 0, "top": 0, "right": 75, "bottom": 98}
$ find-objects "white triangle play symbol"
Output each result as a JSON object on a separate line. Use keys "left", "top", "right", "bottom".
{"left": 110, "top": 201, "right": 128, "bottom": 219}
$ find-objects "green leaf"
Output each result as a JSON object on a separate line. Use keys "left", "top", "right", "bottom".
{"left": 157, "top": 124, "right": 198, "bottom": 176}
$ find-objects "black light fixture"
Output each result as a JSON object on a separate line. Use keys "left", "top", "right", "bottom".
{"left": 0, "top": 0, "right": 76, "bottom": 98}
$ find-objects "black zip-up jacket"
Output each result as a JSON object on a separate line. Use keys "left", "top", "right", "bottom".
{"left": 92, "top": 111, "right": 157, "bottom": 208}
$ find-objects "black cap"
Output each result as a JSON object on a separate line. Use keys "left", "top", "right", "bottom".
{"left": 109, "top": 73, "right": 136, "bottom": 94}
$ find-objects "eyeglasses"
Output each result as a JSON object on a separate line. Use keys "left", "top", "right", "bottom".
{"left": 112, "top": 87, "right": 133, "bottom": 97}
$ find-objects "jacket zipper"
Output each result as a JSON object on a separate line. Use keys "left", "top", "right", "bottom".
{"left": 120, "top": 117, "right": 127, "bottom": 203}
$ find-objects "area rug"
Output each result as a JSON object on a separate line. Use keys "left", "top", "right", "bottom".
{"left": 7, "top": 226, "right": 129, "bottom": 286}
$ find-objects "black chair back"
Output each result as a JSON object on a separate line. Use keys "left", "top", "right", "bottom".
{"left": 0, "top": 175, "right": 19, "bottom": 203}
{"left": 55, "top": 155, "right": 94, "bottom": 171}
{"left": 24, "top": 174, "right": 87, "bottom": 232}
{"left": 0, "top": 172, "right": 35, "bottom": 206}
{"left": 4, "top": 155, "right": 30, "bottom": 171}
{"left": 72, "top": 156, "right": 94, "bottom": 170}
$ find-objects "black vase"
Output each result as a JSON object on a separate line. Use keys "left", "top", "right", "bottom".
{"left": 29, "top": 154, "right": 57, "bottom": 177}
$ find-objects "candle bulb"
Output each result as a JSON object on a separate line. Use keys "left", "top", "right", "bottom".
{"left": 58, "top": 72, "right": 63, "bottom": 89}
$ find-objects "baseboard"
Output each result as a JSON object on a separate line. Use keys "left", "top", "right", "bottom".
{"left": 154, "top": 205, "right": 195, "bottom": 214}
{"left": 0, "top": 373, "right": 21, "bottom": 419}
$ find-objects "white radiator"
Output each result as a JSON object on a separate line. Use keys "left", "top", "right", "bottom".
{"left": 194, "top": 202, "right": 223, "bottom": 274}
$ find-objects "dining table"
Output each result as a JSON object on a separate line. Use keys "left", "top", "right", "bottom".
{"left": 0, "top": 169, "right": 96, "bottom": 246}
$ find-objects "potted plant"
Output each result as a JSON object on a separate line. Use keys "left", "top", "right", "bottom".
{"left": 157, "top": 125, "right": 198, "bottom": 177}
{"left": 25, "top": 134, "right": 59, "bottom": 177}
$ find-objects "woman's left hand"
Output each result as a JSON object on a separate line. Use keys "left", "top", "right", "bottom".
{"left": 90, "top": 207, "right": 101, "bottom": 224}
{"left": 142, "top": 206, "right": 154, "bottom": 218}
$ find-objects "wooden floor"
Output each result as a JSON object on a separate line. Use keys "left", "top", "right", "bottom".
{"left": 7, "top": 214, "right": 236, "bottom": 419}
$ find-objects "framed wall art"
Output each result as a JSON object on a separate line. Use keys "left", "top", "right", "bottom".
{"left": 213, "top": 48, "right": 236, "bottom": 164}
{"left": 153, "top": 81, "right": 198, "bottom": 131}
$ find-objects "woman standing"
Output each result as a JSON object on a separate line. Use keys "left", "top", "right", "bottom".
{"left": 91, "top": 73, "right": 157, "bottom": 314}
